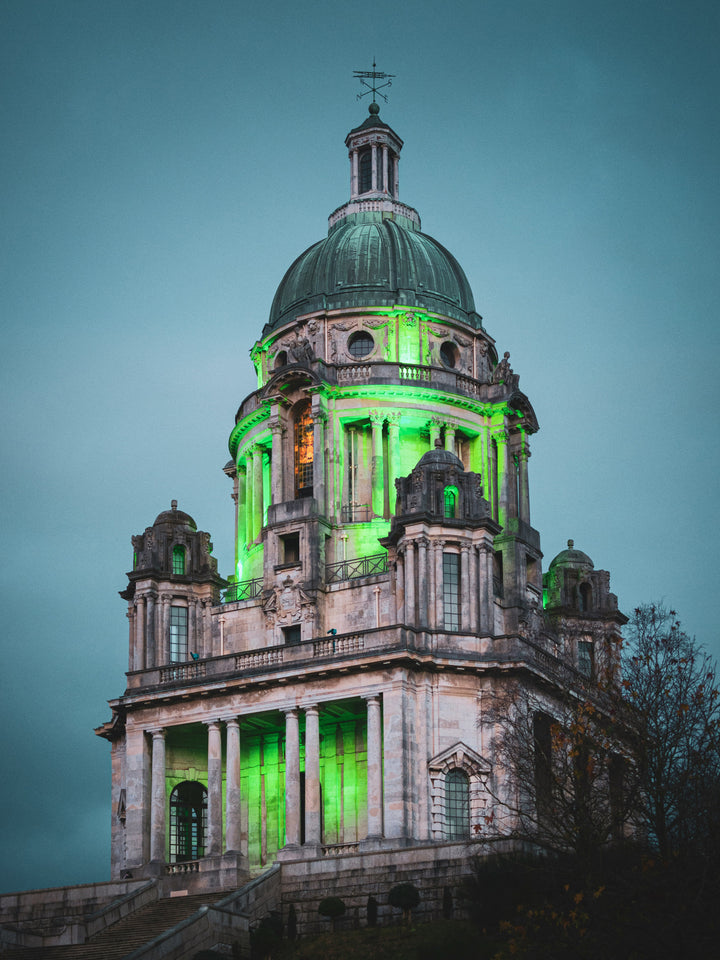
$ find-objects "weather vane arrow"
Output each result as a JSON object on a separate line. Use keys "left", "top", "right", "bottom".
{"left": 354, "top": 58, "right": 395, "bottom": 104}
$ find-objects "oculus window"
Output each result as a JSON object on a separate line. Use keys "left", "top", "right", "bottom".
{"left": 347, "top": 331, "right": 374, "bottom": 359}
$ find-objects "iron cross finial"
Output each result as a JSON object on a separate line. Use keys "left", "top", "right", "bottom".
{"left": 353, "top": 58, "right": 395, "bottom": 104}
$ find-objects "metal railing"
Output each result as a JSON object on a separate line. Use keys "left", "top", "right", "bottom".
{"left": 341, "top": 503, "right": 372, "bottom": 523}
{"left": 223, "top": 577, "right": 264, "bottom": 604}
{"left": 326, "top": 552, "right": 388, "bottom": 583}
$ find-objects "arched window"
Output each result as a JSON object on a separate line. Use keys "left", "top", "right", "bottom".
{"left": 443, "top": 486, "right": 457, "bottom": 518}
{"left": 579, "top": 582, "right": 592, "bottom": 612}
{"left": 294, "top": 402, "right": 314, "bottom": 499}
{"left": 274, "top": 350, "right": 288, "bottom": 369}
{"left": 445, "top": 769, "right": 470, "bottom": 839}
{"left": 359, "top": 149, "right": 372, "bottom": 193}
{"left": 172, "top": 545, "right": 186, "bottom": 575}
{"left": 170, "top": 781, "right": 207, "bottom": 862}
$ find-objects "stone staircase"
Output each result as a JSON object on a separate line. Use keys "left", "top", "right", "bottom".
{"left": 0, "top": 891, "right": 223, "bottom": 959}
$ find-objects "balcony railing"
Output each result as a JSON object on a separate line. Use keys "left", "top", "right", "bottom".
{"left": 223, "top": 577, "right": 264, "bottom": 604}
{"left": 326, "top": 552, "right": 389, "bottom": 584}
{"left": 160, "top": 662, "right": 207, "bottom": 683}
{"left": 341, "top": 503, "right": 372, "bottom": 523}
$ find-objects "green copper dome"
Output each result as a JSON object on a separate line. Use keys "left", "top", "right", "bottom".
{"left": 266, "top": 209, "right": 481, "bottom": 333}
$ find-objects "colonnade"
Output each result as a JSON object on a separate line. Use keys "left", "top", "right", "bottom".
{"left": 396, "top": 537, "right": 495, "bottom": 633}
{"left": 146, "top": 695, "right": 384, "bottom": 865}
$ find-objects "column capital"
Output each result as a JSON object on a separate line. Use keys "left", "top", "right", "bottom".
{"left": 370, "top": 410, "right": 385, "bottom": 427}
{"left": 203, "top": 718, "right": 222, "bottom": 729}
{"left": 148, "top": 727, "right": 166, "bottom": 740}
{"left": 491, "top": 428, "right": 509, "bottom": 444}
{"left": 363, "top": 693, "right": 382, "bottom": 705}
{"left": 283, "top": 706, "right": 299, "bottom": 719}
{"left": 387, "top": 412, "right": 402, "bottom": 426}
{"left": 268, "top": 417, "right": 285, "bottom": 436}
{"left": 302, "top": 703, "right": 319, "bottom": 716}
{"left": 221, "top": 716, "right": 240, "bottom": 727}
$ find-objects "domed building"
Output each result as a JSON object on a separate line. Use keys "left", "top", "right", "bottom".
{"left": 88, "top": 105, "right": 630, "bottom": 943}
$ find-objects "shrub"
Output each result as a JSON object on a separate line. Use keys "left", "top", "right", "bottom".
{"left": 367, "top": 894, "right": 378, "bottom": 927}
{"left": 318, "top": 896, "right": 346, "bottom": 931}
{"left": 388, "top": 882, "right": 420, "bottom": 925}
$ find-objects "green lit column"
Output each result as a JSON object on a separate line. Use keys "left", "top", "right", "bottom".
{"left": 237, "top": 465, "right": 246, "bottom": 552}
{"left": 269, "top": 418, "right": 284, "bottom": 505}
{"left": 444, "top": 422, "right": 456, "bottom": 453}
{"left": 518, "top": 447, "right": 531, "bottom": 523}
{"left": 429, "top": 418, "right": 442, "bottom": 450}
{"left": 284, "top": 708, "right": 301, "bottom": 847}
{"left": 370, "top": 411, "right": 385, "bottom": 517}
{"left": 225, "top": 718, "right": 241, "bottom": 853}
{"left": 252, "top": 444, "right": 263, "bottom": 539}
{"left": 244, "top": 451, "right": 254, "bottom": 545}
{"left": 387, "top": 413, "right": 401, "bottom": 515}
{"left": 149, "top": 728, "right": 166, "bottom": 863}
{"left": 417, "top": 537, "right": 429, "bottom": 628}
{"left": 493, "top": 429, "right": 510, "bottom": 529}
{"left": 304, "top": 705, "right": 321, "bottom": 846}
{"left": 365, "top": 695, "right": 383, "bottom": 838}
{"left": 312, "top": 404, "right": 327, "bottom": 515}
{"left": 206, "top": 720, "right": 223, "bottom": 856}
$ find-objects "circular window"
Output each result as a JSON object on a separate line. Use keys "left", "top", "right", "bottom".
{"left": 347, "top": 331, "right": 374, "bottom": 359}
{"left": 440, "top": 341, "right": 458, "bottom": 368}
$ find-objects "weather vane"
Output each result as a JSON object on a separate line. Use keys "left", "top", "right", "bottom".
{"left": 354, "top": 58, "right": 395, "bottom": 104}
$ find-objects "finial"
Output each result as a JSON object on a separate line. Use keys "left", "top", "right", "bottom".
{"left": 171, "top": 499, "right": 177, "bottom": 512}
{"left": 354, "top": 58, "right": 395, "bottom": 106}
{"left": 434, "top": 438, "right": 443, "bottom": 448}
{"left": 567, "top": 539, "right": 574, "bottom": 549}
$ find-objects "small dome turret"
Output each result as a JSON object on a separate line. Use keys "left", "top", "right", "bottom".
{"left": 548, "top": 539, "right": 594, "bottom": 571}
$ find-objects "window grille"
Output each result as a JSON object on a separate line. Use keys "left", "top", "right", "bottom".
{"left": 172, "top": 545, "right": 186, "bottom": 575}
{"left": 443, "top": 552, "right": 460, "bottom": 630}
{"left": 169, "top": 781, "right": 207, "bottom": 862}
{"left": 170, "top": 606, "right": 188, "bottom": 661}
{"left": 445, "top": 769, "right": 470, "bottom": 839}
{"left": 444, "top": 486, "right": 457, "bottom": 518}
{"left": 347, "top": 331, "right": 374, "bottom": 358}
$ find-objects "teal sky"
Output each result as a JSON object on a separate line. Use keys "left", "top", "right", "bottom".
{"left": 1, "top": 0, "right": 718, "bottom": 892}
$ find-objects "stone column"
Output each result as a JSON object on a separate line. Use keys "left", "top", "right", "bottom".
{"left": 404, "top": 541, "right": 416, "bottom": 627}
{"left": 225, "top": 719, "right": 241, "bottom": 853}
{"left": 150, "top": 728, "right": 166, "bottom": 863}
{"left": 370, "top": 411, "right": 385, "bottom": 518}
{"left": 284, "top": 708, "right": 301, "bottom": 847}
{"left": 417, "top": 537, "right": 428, "bottom": 628}
{"left": 518, "top": 448, "right": 531, "bottom": 523}
{"left": 444, "top": 422, "right": 456, "bottom": 453}
{"left": 461, "top": 544, "right": 471, "bottom": 631}
{"left": 434, "top": 541, "right": 445, "bottom": 629}
{"left": 479, "top": 543, "right": 494, "bottom": 632}
{"left": 160, "top": 594, "right": 170, "bottom": 664}
{"left": 146, "top": 593, "right": 156, "bottom": 667}
{"left": 189, "top": 599, "right": 198, "bottom": 658}
{"left": 312, "top": 406, "right": 327, "bottom": 515}
{"left": 252, "top": 444, "right": 263, "bottom": 538}
{"left": 269, "top": 419, "right": 285, "bottom": 505}
{"left": 469, "top": 545, "right": 478, "bottom": 634}
{"left": 351, "top": 149, "right": 358, "bottom": 196}
{"left": 393, "top": 155, "right": 399, "bottom": 198}
{"left": 494, "top": 430, "right": 510, "bottom": 529}
{"left": 382, "top": 683, "right": 408, "bottom": 838}
{"left": 366, "top": 695, "right": 383, "bottom": 838}
{"left": 395, "top": 549, "right": 405, "bottom": 621}
{"left": 387, "top": 413, "right": 401, "bottom": 515}
{"left": 304, "top": 705, "right": 321, "bottom": 846}
{"left": 125, "top": 724, "right": 150, "bottom": 869}
{"left": 382, "top": 144, "right": 389, "bottom": 192}
{"left": 371, "top": 144, "right": 378, "bottom": 191}
{"left": 135, "top": 596, "right": 146, "bottom": 670}
{"left": 429, "top": 418, "right": 442, "bottom": 450}
{"left": 206, "top": 721, "right": 223, "bottom": 856}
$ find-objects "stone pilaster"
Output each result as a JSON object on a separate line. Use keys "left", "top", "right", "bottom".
{"left": 417, "top": 537, "right": 429, "bottom": 628}
{"left": 269, "top": 419, "right": 285, "bottom": 505}
{"left": 370, "top": 411, "right": 385, "bottom": 517}
{"left": 518, "top": 447, "right": 531, "bottom": 523}
{"left": 387, "top": 413, "right": 401, "bottom": 515}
